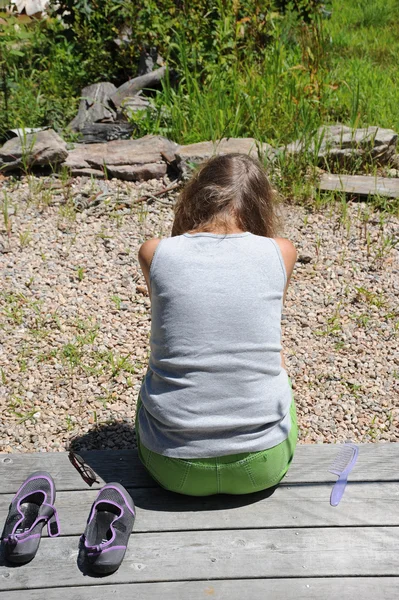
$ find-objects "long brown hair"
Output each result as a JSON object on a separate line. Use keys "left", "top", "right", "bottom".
{"left": 172, "top": 153, "right": 282, "bottom": 237}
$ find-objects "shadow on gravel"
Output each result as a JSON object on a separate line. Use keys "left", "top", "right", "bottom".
{"left": 68, "top": 421, "right": 137, "bottom": 452}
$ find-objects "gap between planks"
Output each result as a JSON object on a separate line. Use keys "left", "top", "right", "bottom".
{"left": 2, "top": 578, "right": 399, "bottom": 600}
{"left": 1, "top": 482, "right": 398, "bottom": 533}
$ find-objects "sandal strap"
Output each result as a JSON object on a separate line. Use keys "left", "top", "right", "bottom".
{"left": 47, "top": 504, "right": 61, "bottom": 537}
{"left": 80, "top": 534, "right": 104, "bottom": 556}
{"left": 6, "top": 503, "right": 60, "bottom": 543}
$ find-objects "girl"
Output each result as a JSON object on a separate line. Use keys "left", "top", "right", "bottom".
{"left": 135, "top": 153, "right": 298, "bottom": 496}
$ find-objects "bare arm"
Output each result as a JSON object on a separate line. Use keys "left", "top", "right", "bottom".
{"left": 273, "top": 237, "right": 298, "bottom": 372}
{"left": 138, "top": 238, "right": 161, "bottom": 300}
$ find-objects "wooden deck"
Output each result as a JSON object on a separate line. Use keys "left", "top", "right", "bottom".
{"left": 1, "top": 443, "right": 399, "bottom": 599}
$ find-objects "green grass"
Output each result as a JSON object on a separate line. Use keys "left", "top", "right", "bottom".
{"left": 127, "top": 0, "right": 399, "bottom": 147}
{"left": 2, "top": 0, "right": 399, "bottom": 149}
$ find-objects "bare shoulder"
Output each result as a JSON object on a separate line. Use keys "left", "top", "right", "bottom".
{"left": 273, "top": 237, "right": 297, "bottom": 278}
{"left": 138, "top": 238, "right": 162, "bottom": 268}
{"left": 273, "top": 237, "right": 297, "bottom": 259}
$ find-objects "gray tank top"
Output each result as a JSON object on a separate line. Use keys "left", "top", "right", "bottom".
{"left": 138, "top": 232, "right": 293, "bottom": 458}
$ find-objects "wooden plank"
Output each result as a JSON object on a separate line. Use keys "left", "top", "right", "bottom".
{"left": 1, "top": 528, "right": 398, "bottom": 589}
{"left": 1, "top": 482, "right": 398, "bottom": 534}
{"left": 1, "top": 443, "right": 398, "bottom": 494}
{"left": 284, "top": 443, "right": 399, "bottom": 484}
{"left": 2, "top": 579, "right": 399, "bottom": 600}
{"left": 0, "top": 450, "right": 155, "bottom": 493}
{"left": 319, "top": 173, "right": 399, "bottom": 198}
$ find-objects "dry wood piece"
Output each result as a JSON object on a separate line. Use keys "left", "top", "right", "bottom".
{"left": 134, "top": 180, "right": 182, "bottom": 204}
{"left": 111, "top": 67, "right": 167, "bottom": 108}
{"left": 319, "top": 173, "right": 399, "bottom": 198}
{"left": 68, "top": 82, "right": 118, "bottom": 132}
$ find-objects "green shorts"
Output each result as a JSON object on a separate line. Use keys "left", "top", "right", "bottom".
{"left": 135, "top": 381, "right": 298, "bottom": 496}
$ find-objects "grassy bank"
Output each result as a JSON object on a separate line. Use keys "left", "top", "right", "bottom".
{"left": 1, "top": 0, "right": 398, "bottom": 148}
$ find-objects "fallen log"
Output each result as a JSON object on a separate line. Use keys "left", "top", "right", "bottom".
{"left": 111, "top": 67, "right": 166, "bottom": 108}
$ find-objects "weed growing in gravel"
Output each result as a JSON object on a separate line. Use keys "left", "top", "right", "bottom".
{"left": 76, "top": 328, "right": 99, "bottom": 346}
{"left": 344, "top": 381, "right": 363, "bottom": 399}
{"left": 110, "top": 212, "right": 125, "bottom": 228}
{"left": 338, "top": 250, "right": 347, "bottom": 265}
{"left": 334, "top": 341, "right": 346, "bottom": 351}
{"left": 314, "top": 303, "right": 343, "bottom": 337}
{"left": 337, "top": 196, "right": 352, "bottom": 236}
{"left": 111, "top": 295, "right": 122, "bottom": 310}
{"left": 50, "top": 312, "right": 62, "bottom": 330}
{"left": 27, "top": 178, "right": 52, "bottom": 208}
{"left": 19, "top": 229, "right": 32, "bottom": 248}
{"left": 65, "top": 415, "right": 74, "bottom": 431}
{"left": 96, "top": 394, "right": 111, "bottom": 409}
{"left": 61, "top": 343, "right": 82, "bottom": 369}
{"left": 24, "top": 276, "right": 34, "bottom": 289}
{"left": 1, "top": 191, "right": 12, "bottom": 241}
{"left": 7, "top": 395, "right": 38, "bottom": 424}
{"left": 1, "top": 292, "right": 27, "bottom": 325}
{"left": 19, "top": 131, "right": 36, "bottom": 176}
{"left": 354, "top": 314, "right": 371, "bottom": 328}
{"left": 137, "top": 203, "right": 149, "bottom": 225}
{"left": 37, "top": 349, "right": 58, "bottom": 363}
{"left": 58, "top": 199, "right": 77, "bottom": 222}
{"left": 106, "top": 352, "right": 136, "bottom": 378}
{"left": 76, "top": 266, "right": 85, "bottom": 282}
{"left": 16, "top": 344, "right": 30, "bottom": 372}
{"left": 95, "top": 227, "right": 111, "bottom": 239}
{"left": 314, "top": 233, "right": 322, "bottom": 259}
{"left": 370, "top": 233, "right": 399, "bottom": 266}
{"left": 29, "top": 327, "right": 50, "bottom": 340}
{"left": 367, "top": 416, "right": 379, "bottom": 440}
{"left": 353, "top": 286, "right": 388, "bottom": 308}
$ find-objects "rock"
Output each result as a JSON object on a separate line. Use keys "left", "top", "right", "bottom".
{"left": 63, "top": 135, "right": 178, "bottom": 181}
{"left": 285, "top": 125, "right": 398, "bottom": 168}
{"left": 0, "top": 129, "right": 68, "bottom": 173}
{"left": 298, "top": 254, "right": 313, "bottom": 264}
{"left": 68, "top": 82, "right": 117, "bottom": 133}
{"left": 106, "top": 163, "right": 167, "bottom": 181}
{"left": 2, "top": 127, "right": 48, "bottom": 143}
{"left": 65, "top": 134, "right": 178, "bottom": 168}
{"left": 176, "top": 138, "right": 276, "bottom": 172}
{"left": 69, "top": 167, "right": 105, "bottom": 179}
{"left": 76, "top": 123, "right": 134, "bottom": 144}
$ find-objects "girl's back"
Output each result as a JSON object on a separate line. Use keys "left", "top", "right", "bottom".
{"left": 138, "top": 230, "right": 293, "bottom": 458}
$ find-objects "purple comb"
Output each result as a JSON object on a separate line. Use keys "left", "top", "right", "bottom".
{"left": 329, "top": 443, "right": 359, "bottom": 507}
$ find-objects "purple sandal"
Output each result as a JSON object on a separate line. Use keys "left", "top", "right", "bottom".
{"left": 1, "top": 471, "right": 60, "bottom": 564}
{"left": 80, "top": 482, "right": 135, "bottom": 574}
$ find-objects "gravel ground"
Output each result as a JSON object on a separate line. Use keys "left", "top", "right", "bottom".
{"left": 0, "top": 174, "right": 398, "bottom": 452}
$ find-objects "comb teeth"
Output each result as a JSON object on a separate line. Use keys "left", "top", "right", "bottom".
{"left": 329, "top": 443, "right": 358, "bottom": 475}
